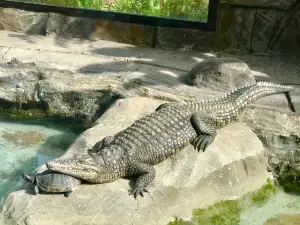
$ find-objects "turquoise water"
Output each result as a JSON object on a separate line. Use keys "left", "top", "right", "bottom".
{"left": 0, "top": 118, "right": 79, "bottom": 204}
{"left": 240, "top": 188, "right": 300, "bottom": 225}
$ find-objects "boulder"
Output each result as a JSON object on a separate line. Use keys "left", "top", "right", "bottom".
{"left": 238, "top": 108, "right": 300, "bottom": 192}
{"left": 185, "top": 57, "right": 256, "bottom": 91}
{"left": 0, "top": 97, "right": 270, "bottom": 225}
{"left": 0, "top": 8, "right": 48, "bottom": 34}
{"left": 0, "top": 58, "right": 41, "bottom": 105}
{"left": 239, "top": 108, "right": 300, "bottom": 168}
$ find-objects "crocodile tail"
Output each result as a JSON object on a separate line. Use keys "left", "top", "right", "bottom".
{"left": 238, "top": 81, "right": 295, "bottom": 110}
{"left": 255, "top": 81, "right": 294, "bottom": 93}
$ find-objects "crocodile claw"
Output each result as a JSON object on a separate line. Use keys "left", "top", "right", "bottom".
{"left": 129, "top": 186, "right": 149, "bottom": 198}
{"left": 192, "top": 135, "right": 213, "bottom": 152}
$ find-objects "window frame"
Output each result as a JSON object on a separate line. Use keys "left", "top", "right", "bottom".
{"left": 0, "top": 0, "right": 219, "bottom": 30}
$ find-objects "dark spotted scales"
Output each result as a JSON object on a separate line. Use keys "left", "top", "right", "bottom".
{"left": 47, "top": 82, "right": 295, "bottom": 198}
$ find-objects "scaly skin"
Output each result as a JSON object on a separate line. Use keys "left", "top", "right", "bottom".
{"left": 46, "top": 82, "right": 295, "bottom": 198}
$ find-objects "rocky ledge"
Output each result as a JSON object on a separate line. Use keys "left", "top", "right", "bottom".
{"left": 0, "top": 58, "right": 299, "bottom": 225}
{"left": 1, "top": 97, "right": 270, "bottom": 225}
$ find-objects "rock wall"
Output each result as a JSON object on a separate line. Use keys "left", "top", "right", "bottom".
{"left": 0, "top": 0, "right": 299, "bottom": 55}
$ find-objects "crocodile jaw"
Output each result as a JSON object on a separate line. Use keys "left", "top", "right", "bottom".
{"left": 46, "top": 154, "right": 109, "bottom": 183}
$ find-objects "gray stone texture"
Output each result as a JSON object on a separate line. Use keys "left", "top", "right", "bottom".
{"left": 91, "top": 19, "right": 156, "bottom": 46}
{"left": 185, "top": 57, "right": 256, "bottom": 91}
{"left": 269, "top": 10, "right": 300, "bottom": 55}
{"left": 156, "top": 27, "right": 217, "bottom": 51}
{"left": 0, "top": 8, "right": 48, "bottom": 34}
{"left": 46, "top": 13, "right": 94, "bottom": 39}
{"left": 218, "top": 7, "right": 256, "bottom": 53}
{"left": 238, "top": 107, "right": 300, "bottom": 189}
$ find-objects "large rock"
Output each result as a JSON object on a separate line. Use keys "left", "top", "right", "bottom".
{"left": 239, "top": 108, "right": 300, "bottom": 167}
{"left": 0, "top": 58, "right": 192, "bottom": 126}
{"left": 0, "top": 8, "right": 48, "bottom": 34}
{"left": 185, "top": 57, "right": 256, "bottom": 91}
{"left": 0, "top": 97, "right": 270, "bottom": 225}
{"left": 0, "top": 58, "right": 41, "bottom": 105}
{"left": 239, "top": 108, "right": 300, "bottom": 192}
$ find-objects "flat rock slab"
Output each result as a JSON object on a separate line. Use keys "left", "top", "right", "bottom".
{"left": 0, "top": 97, "right": 270, "bottom": 225}
{"left": 0, "top": 30, "right": 298, "bottom": 113}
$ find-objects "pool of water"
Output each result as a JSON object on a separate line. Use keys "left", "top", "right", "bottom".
{"left": 0, "top": 118, "right": 79, "bottom": 204}
{"left": 240, "top": 189, "right": 300, "bottom": 225}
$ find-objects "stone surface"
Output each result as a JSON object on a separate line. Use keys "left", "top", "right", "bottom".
{"left": 0, "top": 29, "right": 298, "bottom": 111}
{"left": 0, "top": 8, "right": 48, "bottom": 34}
{"left": 156, "top": 27, "right": 217, "bottom": 51}
{"left": 0, "top": 49, "right": 298, "bottom": 125}
{"left": 46, "top": 13, "right": 94, "bottom": 39}
{"left": 0, "top": 97, "right": 270, "bottom": 225}
{"left": 221, "top": 53, "right": 300, "bottom": 85}
{"left": 239, "top": 108, "right": 300, "bottom": 158}
{"left": 251, "top": 9, "right": 281, "bottom": 53}
{"left": 238, "top": 108, "right": 300, "bottom": 191}
{"left": 270, "top": 10, "right": 300, "bottom": 55}
{"left": 0, "top": 58, "right": 195, "bottom": 126}
{"left": 264, "top": 214, "right": 300, "bottom": 225}
{"left": 92, "top": 19, "right": 156, "bottom": 47}
{"left": 185, "top": 57, "right": 255, "bottom": 91}
{"left": 0, "top": 58, "right": 41, "bottom": 105}
{"left": 218, "top": 6, "right": 256, "bottom": 53}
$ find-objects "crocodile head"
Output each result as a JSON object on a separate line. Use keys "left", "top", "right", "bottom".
{"left": 46, "top": 153, "right": 117, "bottom": 183}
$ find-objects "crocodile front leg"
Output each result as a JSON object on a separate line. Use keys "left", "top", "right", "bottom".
{"left": 129, "top": 161, "right": 156, "bottom": 198}
{"left": 190, "top": 113, "right": 216, "bottom": 152}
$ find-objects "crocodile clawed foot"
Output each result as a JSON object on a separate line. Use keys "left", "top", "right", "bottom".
{"left": 129, "top": 186, "right": 149, "bottom": 199}
{"left": 192, "top": 135, "right": 213, "bottom": 153}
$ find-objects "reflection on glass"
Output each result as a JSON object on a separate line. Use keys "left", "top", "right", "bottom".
{"left": 16, "top": 0, "right": 209, "bottom": 21}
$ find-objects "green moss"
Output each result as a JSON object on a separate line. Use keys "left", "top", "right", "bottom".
{"left": 251, "top": 178, "right": 278, "bottom": 205}
{"left": 193, "top": 200, "right": 241, "bottom": 225}
{"left": 47, "top": 105, "right": 59, "bottom": 116}
{"left": 0, "top": 107, "right": 46, "bottom": 119}
{"left": 168, "top": 218, "right": 193, "bottom": 225}
{"left": 168, "top": 179, "right": 278, "bottom": 225}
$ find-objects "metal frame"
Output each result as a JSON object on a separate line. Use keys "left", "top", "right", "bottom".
{"left": 0, "top": 0, "right": 219, "bottom": 30}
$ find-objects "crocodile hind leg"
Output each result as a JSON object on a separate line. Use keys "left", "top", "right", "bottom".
{"left": 129, "top": 161, "right": 155, "bottom": 198}
{"left": 190, "top": 114, "right": 216, "bottom": 152}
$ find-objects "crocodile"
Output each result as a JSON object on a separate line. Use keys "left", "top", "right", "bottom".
{"left": 46, "top": 82, "right": 295, "bottom": 198}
